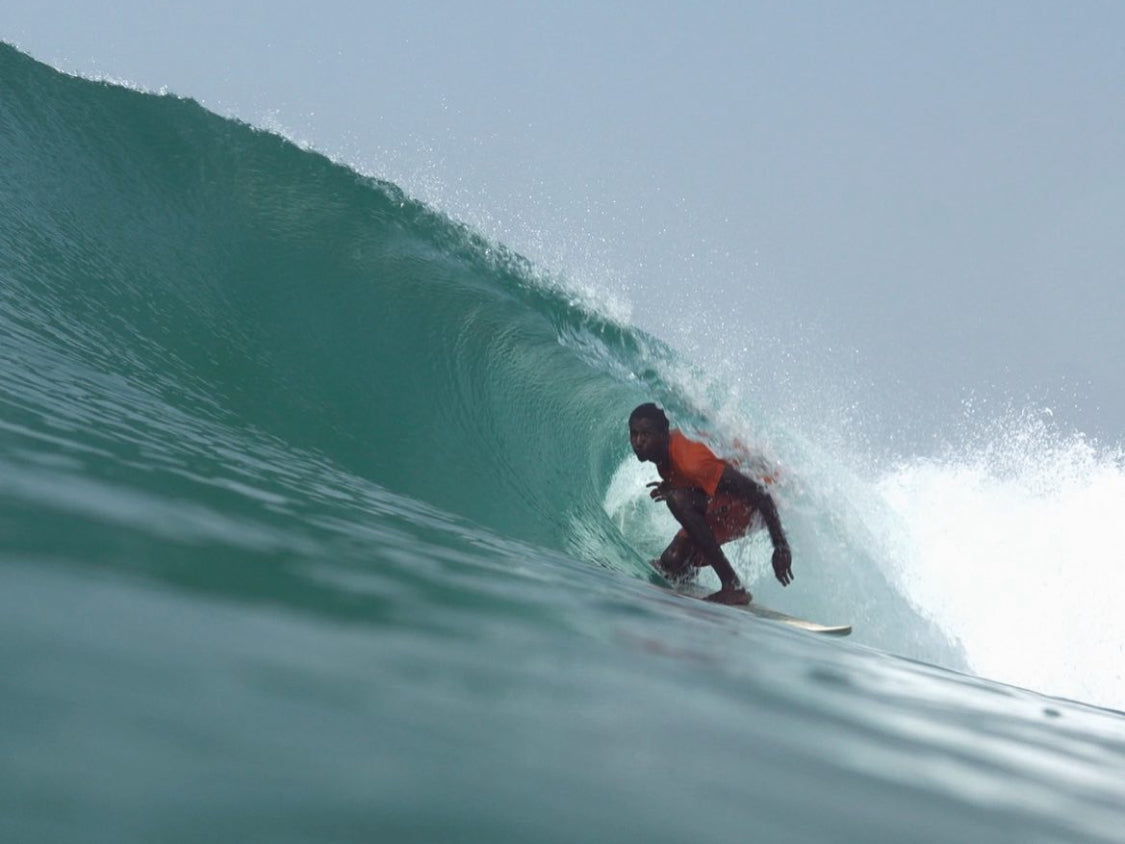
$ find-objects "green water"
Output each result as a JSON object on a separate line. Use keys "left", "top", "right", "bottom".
{"left": 3, "top": 44, "right": 1125, "bottom": 843}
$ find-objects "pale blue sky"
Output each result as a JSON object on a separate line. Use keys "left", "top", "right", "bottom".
{"left": 6, "top": 2, "right": 1124, "bottom": 449}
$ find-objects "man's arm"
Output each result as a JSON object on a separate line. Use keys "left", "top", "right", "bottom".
{"left": 717, "top": 466, "right": 794, "bottom": 586}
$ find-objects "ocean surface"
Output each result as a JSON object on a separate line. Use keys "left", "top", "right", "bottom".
{"left": 3, "top": 43, "right": 1125, "bottom": 843}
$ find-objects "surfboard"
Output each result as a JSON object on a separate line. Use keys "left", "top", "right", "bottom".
{"left": 670, "top": 582, "right": 852, "bottom": 636}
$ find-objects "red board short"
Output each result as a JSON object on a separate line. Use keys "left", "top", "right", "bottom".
{"left": 675, "top": 493, "right": 756, "bottom": 566}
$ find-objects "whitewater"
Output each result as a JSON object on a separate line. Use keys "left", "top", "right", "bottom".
{"left": 3, "top": 44, "right": 1125, "bottom": 843}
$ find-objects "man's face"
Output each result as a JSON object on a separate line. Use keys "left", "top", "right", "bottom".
{"left": 629, "top": 417, "right": 668, "bottom": 463}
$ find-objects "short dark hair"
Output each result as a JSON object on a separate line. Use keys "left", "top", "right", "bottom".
{"left": 629, "top": 402, "right": 669, "bottom": 431}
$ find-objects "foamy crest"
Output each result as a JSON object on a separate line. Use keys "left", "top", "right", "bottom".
{"left": 879, "top": 411, "right": 1125, "bottom": 708}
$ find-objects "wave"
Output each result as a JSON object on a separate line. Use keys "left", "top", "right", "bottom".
{"left": 28, "top": 43, "right": 1124, "bottom": 686}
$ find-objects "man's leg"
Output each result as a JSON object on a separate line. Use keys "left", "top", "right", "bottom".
{"left": 654, "top": 532, "right": 697, "bottom": 581}
{"left": 663, "top": 488, "right": 749, "bottom": 603}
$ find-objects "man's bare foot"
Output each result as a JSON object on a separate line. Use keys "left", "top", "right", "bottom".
{"left": 705, "top": 586, "right": 751, "bottom": 605}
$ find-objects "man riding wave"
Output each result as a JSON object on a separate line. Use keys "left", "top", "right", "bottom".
{"left": 628, "top": 403, "right": 793, "bottom": 605}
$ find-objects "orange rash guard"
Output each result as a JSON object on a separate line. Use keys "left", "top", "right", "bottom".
{"left": 660, "top": 431, "right": 755, "bottom": 555}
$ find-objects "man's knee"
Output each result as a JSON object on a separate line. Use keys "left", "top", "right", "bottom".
{"left": 659, "top": 536, "right": 694, "bottom": 579}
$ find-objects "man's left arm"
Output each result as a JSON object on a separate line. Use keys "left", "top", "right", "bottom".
{"left": 717, "top": 466, "right": 794, "bottom": 586}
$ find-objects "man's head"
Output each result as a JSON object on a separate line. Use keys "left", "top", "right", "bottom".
{"left": 628, "top": 403, "right": 670, "bottom": 463}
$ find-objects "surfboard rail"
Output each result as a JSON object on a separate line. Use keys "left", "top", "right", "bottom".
{"left": 670, "top": 582, "right": 852, "bottom": 636}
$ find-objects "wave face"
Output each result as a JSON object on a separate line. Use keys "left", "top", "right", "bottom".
{"left": 0, "top": 41, "right": 645, "bottom": 559}
{"left": 0, "top": 40, "right": 961, "bottom": 661}
{"left": 4, "top": 44, "right": 1125, "bottom": 844}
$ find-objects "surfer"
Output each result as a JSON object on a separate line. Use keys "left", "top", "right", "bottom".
{"left": 628, "top": 403, "right": 793, "bottom": 605}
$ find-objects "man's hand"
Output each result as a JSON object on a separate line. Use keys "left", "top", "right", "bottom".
{"left": 772, "top": 544, "right": 794, "bottom": 586}
{"left": 646, "top": 481, "right": 671, "bottom": 502}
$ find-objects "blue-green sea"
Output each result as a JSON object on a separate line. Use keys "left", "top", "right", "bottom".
{"left": 3, "top": 43, "right": 1125, "bottom": 843}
